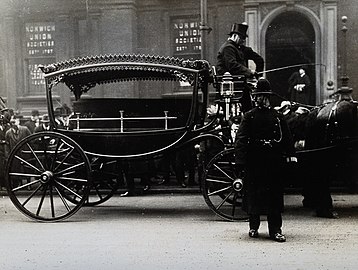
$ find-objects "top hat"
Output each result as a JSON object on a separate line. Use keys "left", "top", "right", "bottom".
{"left": 253, "top": 78, "right": 273, "bottom": 95}
{"left": 229, "top": 23, "right": 248, "bottom": 37}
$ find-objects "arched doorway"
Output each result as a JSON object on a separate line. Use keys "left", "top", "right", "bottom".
{"left": 265, "top": 11, "right": 315, "bottom": 105}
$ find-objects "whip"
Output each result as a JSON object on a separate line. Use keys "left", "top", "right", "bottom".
{"left": 257, "top": 63, "right": 326, "bottom": 75}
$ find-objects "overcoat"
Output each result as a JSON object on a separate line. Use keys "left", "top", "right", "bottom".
{"left": 216, "top": 40, "right": 264, "bottom": 76}
{"left": 234, "top": 106, "right": 295, "bottom": 214}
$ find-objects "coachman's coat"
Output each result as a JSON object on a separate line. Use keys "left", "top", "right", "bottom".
{"left": 216, "top": 40, "right": 264, "bottom": 76}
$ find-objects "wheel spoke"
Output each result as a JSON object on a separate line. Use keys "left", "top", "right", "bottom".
{"left": 40, "top": 136, "right": 49, "bottom": 168}
{"left": 213, "top": 164, "right": 234, "bottom": 181}
{"left": 231, "top": 192, "right": 238, "bottom": 217}
{"left": 36, "top": 184, "right": 48, "bottom": 216}
{"left": 55, "top": 162, "right": 85, "bottom": 176}
{"left": 93, "top": 185, "right": 103, "bottom": 200}
{"left": 14, "top": 155, "right": 42, "bottom": 173}
{"left": 11, "top": 179, "right": 41, "bottom": 192}
{"left": 54, "top": 186, "right": 71, "bottom": 212}
{"left": 26, "top": 143, "right": 46, "bottom": 171}
{"left": 208, "top": 185, "right": 231, "bottom": 196}
{"left": 55, "top": 180, "right": 83, "bottom": 200}
{"left": 54, "top": 147, "right": 75, "bottom": 172}
{"left": 206, "top": 178, "right": 232, "bottom": 184}
{"left": 9, "top": 172, "right": 40, "bottom": 178}
{"left": 22, "top": 184, "right": 43, "bottom": 207}
{"left": 50, "top": 139, "right": 63, "bottom": 171}
{"left": 56, "top": 176, "right": 88, "bottom": 183}
{"left": 216, "top": 190, "right": 234, "bottom": 210}
{"left": 49, "top": 186, "right": 55, "bottom": 218}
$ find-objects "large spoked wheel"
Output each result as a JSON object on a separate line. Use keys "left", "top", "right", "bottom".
{"left": 5, "top": 132, "right": 92, "bottom": 222}
{"left": 61, "top": 158, "right": 121, "bottom": 207}
{"left": 202, "top": 148, "right": 248, "bottom": 221}
{"left": 84, "top": 158, "right": 121, "bottom": 206}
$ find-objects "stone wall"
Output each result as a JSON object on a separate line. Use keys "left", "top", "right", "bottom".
{"left": 0, "top": 0, "right": 357, "bottom": 113}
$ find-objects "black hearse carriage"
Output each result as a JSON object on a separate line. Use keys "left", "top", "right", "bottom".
{"left": 5, "top": 54, "right": 249, "bottom": 222}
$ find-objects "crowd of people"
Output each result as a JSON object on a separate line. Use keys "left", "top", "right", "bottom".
{"left": 0, "top": 106, "right": 70, "bottom": 191}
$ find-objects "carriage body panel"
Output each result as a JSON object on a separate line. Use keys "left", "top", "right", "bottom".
{"left": 41, "top": 55, "right": 212, "bottom": 158}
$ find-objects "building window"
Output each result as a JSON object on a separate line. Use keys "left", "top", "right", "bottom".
{"left": 171, "top": 16, "right": 201, "bottom": 60}
{"left": 24, "top": 22, "right": 56, "bottom": 94}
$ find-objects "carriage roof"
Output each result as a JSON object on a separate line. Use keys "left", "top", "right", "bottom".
{"left": 39, "top": 54, "right": 211, "bottom": 99}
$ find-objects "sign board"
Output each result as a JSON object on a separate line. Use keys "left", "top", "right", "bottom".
{"left": 172, "top": 18, "right": 201, "bottom": 58}
{"left": 25, "top": 22, "right": 56, "bottom": 57}
{"left": 24, "top": 22, "right": 56, "bottom": 92}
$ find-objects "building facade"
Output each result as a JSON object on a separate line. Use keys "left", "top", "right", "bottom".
{"left": 0, "top": 0, "right": 356, "bottom": 115}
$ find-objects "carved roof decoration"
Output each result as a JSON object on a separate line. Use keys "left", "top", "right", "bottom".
{"left": 38, "top": 54, "right": 211, "bottom": 100}
{"left": 40, "top": 54, "right": 210, "bottom": 75}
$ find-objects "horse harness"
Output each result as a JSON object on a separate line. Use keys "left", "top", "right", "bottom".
{"left": 323, "top": 99, "right": 357, "bottom": 144}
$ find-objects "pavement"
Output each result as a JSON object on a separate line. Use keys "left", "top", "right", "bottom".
{"left": 1, "top": 192, "right": 358, "bottom": 270}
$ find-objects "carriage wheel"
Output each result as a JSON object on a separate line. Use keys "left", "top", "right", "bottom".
{"left": 202, "top": 148, "right": 248, "bottom": 221}
{"left": 5, "top": 132, "right": 92, "bottom": 222}
{"left": 62, "top": 158, "right": 121, "bottom": 206}
{"left": 83, "top": 158, "right": 121, "bottom": 206}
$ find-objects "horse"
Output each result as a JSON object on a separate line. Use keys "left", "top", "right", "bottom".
{"left": 278, "top": 90, "right": 358, "bottom": 217}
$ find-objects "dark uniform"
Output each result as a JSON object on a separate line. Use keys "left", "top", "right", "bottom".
{"left": 234, "top": 78, "right": 296, "bottom": 242}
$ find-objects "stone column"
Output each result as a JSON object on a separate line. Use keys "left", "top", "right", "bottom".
{"left": 99, "top": 0, "right": 138, "bottom": 97}
{"left": 3, "top": 15, "right": 17, "bottom": 109}
{"left": 54, "top": 13, "right": 76, "bottom": 107}
{"left": 321, "top": 1, "right": 337, "bottom": 101}
{"left": 100, "top": 0, "right": 137, "bottom": 54}
{"left": 244, "top": 3, "right": 260, "bottom": 71}
{"left": 87, "top": 12, "right": 102, "bottom": 55}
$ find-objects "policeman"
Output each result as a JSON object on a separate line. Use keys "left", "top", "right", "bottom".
{"left": 234, "top": 78, "right": 296, "bottom": 242}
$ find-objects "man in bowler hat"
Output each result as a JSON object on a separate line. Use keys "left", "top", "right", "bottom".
{"left": 34, "top": 114, "right": 51, "bottom": 133}
{"left": 234, "top": 78, "right": 296, "bottom": 242}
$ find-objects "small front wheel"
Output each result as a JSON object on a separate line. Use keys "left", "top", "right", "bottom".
{"left": 5, "top": 132, "right": 92, "bottom": 222}
{"left": 202, "top": 148, "right": 248, "bottom": 221}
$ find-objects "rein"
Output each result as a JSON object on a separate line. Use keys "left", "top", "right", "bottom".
{"left": 296, "top": 136, "right": 358, "bottom": 154}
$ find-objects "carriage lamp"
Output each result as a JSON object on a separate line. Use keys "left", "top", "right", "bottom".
{"left": 220, "top": 72, "right": 234, "bottom": 120}
{"left": 220, "top": 72, "right": 234, "bottom": 97}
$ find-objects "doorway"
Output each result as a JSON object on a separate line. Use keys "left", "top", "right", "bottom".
{"left": 265, "top": 11, "right": 316, "bottom": 105}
